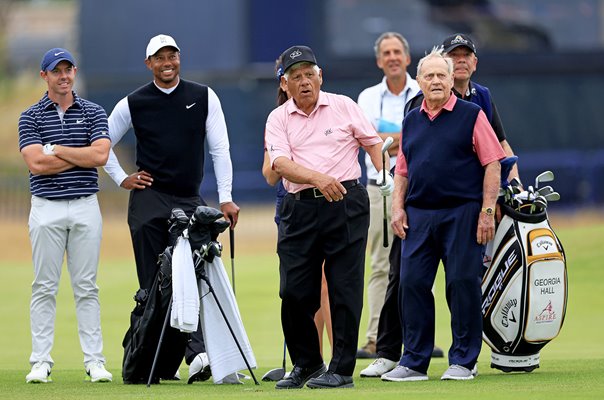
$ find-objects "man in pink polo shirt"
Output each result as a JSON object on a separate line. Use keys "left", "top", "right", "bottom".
{"left": 381, "top": 47, "right": 505, "bottom": 383}
{"left": 265, "top": 45, "right": 393, "bottom": 389}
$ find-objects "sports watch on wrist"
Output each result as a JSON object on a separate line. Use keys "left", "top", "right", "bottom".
{"left": 481, "top": 207, "right": 494, "bottom": 216}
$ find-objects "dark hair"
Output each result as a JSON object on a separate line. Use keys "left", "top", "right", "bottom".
{"left": 275, "top": 56, "right": 288, "bottom": 106}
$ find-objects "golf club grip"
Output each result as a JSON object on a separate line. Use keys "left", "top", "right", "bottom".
{"left": 229, "top": 228, "right": 234, "bottom": 259}
{"left": 383, "top": 196, "right": 389, "bottom": 248}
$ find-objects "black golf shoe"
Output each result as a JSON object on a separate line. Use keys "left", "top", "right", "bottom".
{"left": 307, "top": 371, "right": 354, "bottom": 389}
{"left": 275, "top": 363, "right": 326, "bottom": 389}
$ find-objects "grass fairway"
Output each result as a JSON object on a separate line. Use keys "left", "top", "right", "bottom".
{"left": 1, "top": 210, "right": 603, "bottom": 399}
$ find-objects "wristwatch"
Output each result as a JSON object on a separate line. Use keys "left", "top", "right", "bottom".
{"left": 481, "top": 207, "right": 494, "bottom": 216}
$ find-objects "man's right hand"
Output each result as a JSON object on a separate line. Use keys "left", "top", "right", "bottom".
{"left": 391, "top": 208, "right": 408, "bottom": 239}
{"left": 120, "top": 170, "right": 153, "bottom": 190}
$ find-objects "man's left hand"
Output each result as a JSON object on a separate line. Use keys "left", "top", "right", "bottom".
{"left": 477, "top": 212, "right": 495, "bottom": 245}
{"left": 221, "top": 201, "right": 240, "bottom": 228}
{"left": 376, "top": 171, "right": 394, "bottom": 196}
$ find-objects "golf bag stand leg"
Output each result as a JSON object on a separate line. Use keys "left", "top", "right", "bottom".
{"left": 198, "top": 275, "right": 260, "bottom": 385}
{"left": 147, "top": 300, "right": 172, "bottom": 387}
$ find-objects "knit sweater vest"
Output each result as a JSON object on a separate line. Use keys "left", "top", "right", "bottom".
{"left": 402, "top": 98, "right": 484, "bottom": 209}
{"left": 128, "top": 80, "right": 208, "bottom": 196}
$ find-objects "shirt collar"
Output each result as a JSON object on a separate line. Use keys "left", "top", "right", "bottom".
{"left": 452, "top": 81, "right": 475, "bottom": 99}
{"left": 286, "top": 90, "right": 329, "bottom": 115}
{"left": 379, "top": 74, "right": 414, "bottom": 98}
{"left": 420, "top": 92, "right": 457, "bottom": 117}
{"left": 40, "top": 91, "right": 82, "bottom": 110}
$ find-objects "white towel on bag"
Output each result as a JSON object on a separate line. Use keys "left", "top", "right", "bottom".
{"left": 170, "top": 236, "right": 200, "bottom": 333}
{"left": 198, "top": 256, "right": 257, "bottom": 383}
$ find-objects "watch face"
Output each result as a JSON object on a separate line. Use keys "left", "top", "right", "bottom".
{"left": 483, "top": 207, "right": 494, "bottom": 215}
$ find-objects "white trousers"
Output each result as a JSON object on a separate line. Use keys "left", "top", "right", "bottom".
{"left": 365, "top": 184, "right": 392, "bottom": 342}
{"left": 28, "top": 195, "right": 106, "bottom": 367}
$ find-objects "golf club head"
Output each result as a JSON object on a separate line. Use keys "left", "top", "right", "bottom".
{"left": 261, "top": 367, "right": 285, "bottom": 382}
{"left": 381, "top": 136, "right": 394, "bottom": 154}
{"left": 537, "top": 185, "right": 554, "bottom": 196}
{"left": 544, "top": 192, "right": 561, "bottom": 202}
{"left": 534, "top": 170, "right": 554, "bottom": 189}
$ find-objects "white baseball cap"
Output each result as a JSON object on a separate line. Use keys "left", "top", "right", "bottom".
{"left": 145, "top": 34, "right": 180, "bottom": 58}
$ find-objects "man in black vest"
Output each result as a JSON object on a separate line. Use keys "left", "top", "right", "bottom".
{"left": 104, "top": 34, "right": 240, "bottom": 384}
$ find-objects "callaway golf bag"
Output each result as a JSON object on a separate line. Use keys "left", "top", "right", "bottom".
{"left": 481, "top": 170, "right": 567, "bottom": 372}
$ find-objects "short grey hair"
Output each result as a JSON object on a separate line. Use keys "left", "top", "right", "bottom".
{"left": 373, "top": 32, "right": 411, "bottom": 58}
{"left": 416, "top": 46, "right": 453, "bottom": 78}
{"left": 283, "top": 62, "right": 321, "bottom": 81}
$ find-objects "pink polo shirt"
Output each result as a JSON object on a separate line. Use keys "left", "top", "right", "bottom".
{"left": 266, "top": 91, "right": 382, "bottom": 193}
{"left": 395, "top": 94, "right": 505, "bottom": 177}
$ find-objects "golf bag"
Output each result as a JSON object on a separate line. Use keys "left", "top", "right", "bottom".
{"left": 481, "top": 203, "right": 567, "bottom": 372}
{"left": 122, "top": 209, "right": 190, "bottom": 384}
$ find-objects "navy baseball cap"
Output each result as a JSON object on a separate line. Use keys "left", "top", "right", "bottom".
{"left": 281, "top": 45, "right": 317, "bottom": 73}
{"left": 442, "top": 34, "right": 477, "bottom": 54}
{"left": 41, "top": 48, "right": 76, "bottom": 71}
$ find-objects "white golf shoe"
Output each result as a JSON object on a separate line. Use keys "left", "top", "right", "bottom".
{"left": 85, "top": 361, "right": 112, "bottom": 382}
{"left": 26, "top": 361, "right": 52, "bottom": 383}
{"left": 188, "top": 353, "right": 212, "bottom": 384}
{"left": 360, "top": 358, "right": 398, "bottom": 377}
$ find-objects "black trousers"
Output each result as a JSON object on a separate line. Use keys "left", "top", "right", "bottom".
{"left": 127, "top": 188, "right": 206, "bottom": 363}
{"left": 375, "top": 235, "right": 403, "bottom": 362}
{"left": 277, "top": 184, "right": 369, "bottom": 376}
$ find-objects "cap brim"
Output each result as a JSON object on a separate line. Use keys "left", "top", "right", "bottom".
{"left": 284, "top": 60, "right": 316, "bottom": 73}
{"left": 45, "top": 58, "right": 75, "bottom": 71}
{"left": 444, "top": 43, "right": 475, "bottom": 53}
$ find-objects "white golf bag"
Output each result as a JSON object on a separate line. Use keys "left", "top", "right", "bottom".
{"left": 481, "top": 203, "right": 567, "bottom": 372}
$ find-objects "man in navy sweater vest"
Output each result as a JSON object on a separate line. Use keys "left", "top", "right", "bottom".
{"left": 382, "top": 47, "right": 505, "bottom": 382}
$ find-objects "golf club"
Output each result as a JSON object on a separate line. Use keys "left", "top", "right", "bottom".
{"left": 261, "top": 341, "right": 287, "bottom": 382}
{"left": 537, "top": 185, "right": 554, "bottom": 196}
{"left": 544, "top": 192, "right": 561, "bottom": 202}
{"left": 381, "top": 136, "right": 394, "bottom": 248}
{"left": 534, "top": 170, "right": 554, "bottom": 189}
{"left": 229, "top": 224, "right": 235, "bottom": 296}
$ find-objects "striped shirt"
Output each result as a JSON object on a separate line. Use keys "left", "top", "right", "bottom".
{"left": 18, "top": 92, "right": 110, "bottom": 200}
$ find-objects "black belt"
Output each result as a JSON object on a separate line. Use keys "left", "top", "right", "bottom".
{"left": 293, "top": 179, "right": 359, "bottom": 200}
{"left": 368, "top": 179, "right": 378, "bottom": 186}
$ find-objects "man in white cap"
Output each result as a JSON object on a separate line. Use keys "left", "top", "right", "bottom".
{"left": 104, "top": 34, "right": 240, "bottom": 384}
{"left": 19, "top": 48, "right": 113, "bottom": 383}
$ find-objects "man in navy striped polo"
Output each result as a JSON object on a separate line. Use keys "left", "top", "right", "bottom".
{"left": 19, "top": 48, "right": 113, "bottom": 384}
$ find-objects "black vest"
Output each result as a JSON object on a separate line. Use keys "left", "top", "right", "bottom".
{"left": 128, "top": 80, "right": 208, "bottom": 196}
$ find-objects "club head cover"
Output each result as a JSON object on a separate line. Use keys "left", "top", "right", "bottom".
{"left": 190, "top": 206, "right": 224, "bottom": 226}
{"left": 168, "top": 208, "right": 189, "bottom": 245}
{"left": 500, "top": 156, "right": 518, "bottom": 187}
{"left": 210, "top": 219, "right": 230, "bottom": 241}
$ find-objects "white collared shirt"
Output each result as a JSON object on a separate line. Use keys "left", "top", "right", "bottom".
{"left": 357, "top": 74, "right": 420, "bottom": 180}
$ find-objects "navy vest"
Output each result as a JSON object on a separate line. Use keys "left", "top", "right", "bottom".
{"left": 128, "top": 80, "right": 208, "bottom": 197}
{"left": 402, "top": 99, "right": 484, "bottom": 209}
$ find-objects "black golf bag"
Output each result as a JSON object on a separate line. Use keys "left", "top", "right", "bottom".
{"left": 481, "top": 203, "right": 567, "bottom": 372}
{"left": 122, "top": 209, "right": 190, "bottom": 384}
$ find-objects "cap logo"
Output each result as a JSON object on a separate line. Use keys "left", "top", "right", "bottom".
{"left": 290, "top": 49, "right": 302, "bottom": 59}
{"left": 160, "top": 36, "right": 168, "bottom": 44}
{"left": 450, "top": 35, "right": 469, "bottom": 46}
{"left": 54, "top": 51, "right": 65, "bottom": 56}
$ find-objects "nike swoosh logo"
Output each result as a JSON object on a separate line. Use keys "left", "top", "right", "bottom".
{"left": 186, "top": 103, "right": 196, "bottom": 109}
{"left": 54, "top": 52, "right": 65, "bottom": 56}
{"left": 76, "top": 119, "right": 84, "bottom": 124}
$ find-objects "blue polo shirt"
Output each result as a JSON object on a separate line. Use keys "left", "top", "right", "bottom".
{"left": 18, "top": 92, "right": 110, "bottom": 200}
